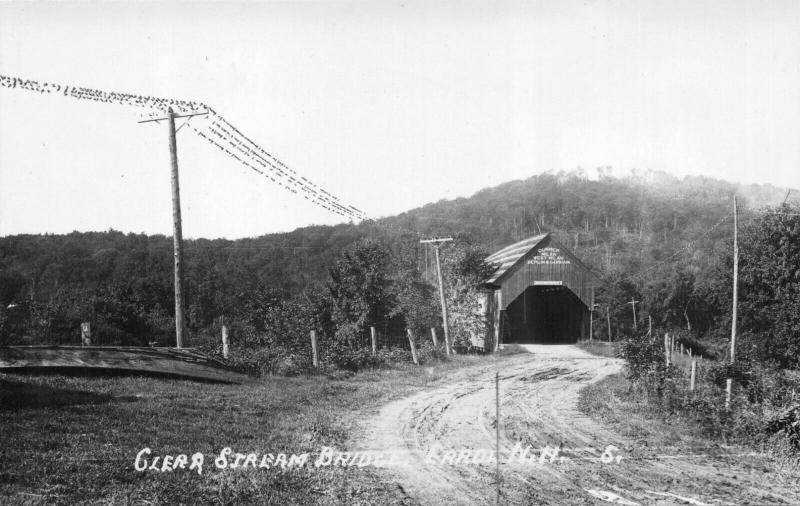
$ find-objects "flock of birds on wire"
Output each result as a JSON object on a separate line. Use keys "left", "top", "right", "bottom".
{"left": 0, "top": 74, "right": 368, "bottom": 222}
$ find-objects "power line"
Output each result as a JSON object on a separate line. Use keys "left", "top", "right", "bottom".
{"left": 0, "top": 73, "right": 368, "bottom": 222}
{"left": 194, "top": 118, "right": 363, "bottom": 220}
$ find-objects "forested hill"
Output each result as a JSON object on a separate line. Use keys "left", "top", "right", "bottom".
{"left": 0, "top": 169, "right": 796, "bottom": 340}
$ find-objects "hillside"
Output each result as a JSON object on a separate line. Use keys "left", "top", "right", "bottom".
{"left": 0, "top": 169, "right": 796, "bottom": 345}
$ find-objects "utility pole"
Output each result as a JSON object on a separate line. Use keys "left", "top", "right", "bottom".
{"left": 139, "top": 107, "right": 208, "bottom": 348}
{"left": 627, "top": 298, "right": 639, "bottom": 332}
{"left": 731, "top": 195, "right": 739, "bottom": 364}
{"left": 421, "top": 238, "right": 453, "bottom": 353}
{"left": 167, "top": 108, "right": 186, "bottom": 348}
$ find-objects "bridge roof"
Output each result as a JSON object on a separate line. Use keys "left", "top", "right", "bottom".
{"left": 484, "top": 233, "right": 549, "bottom": 285}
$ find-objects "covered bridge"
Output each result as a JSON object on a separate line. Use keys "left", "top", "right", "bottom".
{"left": 476, "top": 233, "right": 600, "bottom": 350}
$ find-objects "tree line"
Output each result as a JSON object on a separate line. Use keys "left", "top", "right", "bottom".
{"left": 1, "top": 169, "right": 797, "bottom": 370}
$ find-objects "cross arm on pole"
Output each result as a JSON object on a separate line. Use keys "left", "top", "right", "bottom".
{"left": 420, "top": 237, "right": 454, "bottom": 244}
{"left": 137, "top": 110, "right": 209, "bottom": 124}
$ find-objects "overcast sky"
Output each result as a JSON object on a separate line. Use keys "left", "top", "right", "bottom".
{"left": 1, "top": 1, "right": 798, "bottom": 239}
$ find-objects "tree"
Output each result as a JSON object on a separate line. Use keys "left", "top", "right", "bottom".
{"left": 390, "top": 240, "right": 439, "bottom": 336}
{"left": 596, "top": 273, "right": 641, "bottom": 339}
{"left": 441, "top": 239, "right": 494, "bottom": 348}
{"left": 643, "top": 268, "right": 703, "bottom": 331}
{"left": 737, "top": 204, "right": 800, "bottom": 367}
{"left": 326, "top": 239, "right": 399, "bottom": 346}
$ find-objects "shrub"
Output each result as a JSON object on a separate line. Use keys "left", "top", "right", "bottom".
{"left": 208, "top": 345, "right": 313, "bottom": 377}
{"left": 705, "top": 360, "right": 754, "bottom": 389}
{"left": 376, "top": 346, "right": 413, "bottom": 364}
{"left": 415, "top": 340, "right": 449, "bottom": 364}
{"left": 766, "top": 404, "right": 800, "bottom": 451}
{"left": 620, "top": 333, "right": 666, "bottom": 383}
{"left": 321, "top": 339, "right": 382, "bottom": 372}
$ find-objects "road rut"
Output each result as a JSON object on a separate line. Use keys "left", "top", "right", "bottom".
{"left": 360, "top": 345, "right": 799, "bottom": 505}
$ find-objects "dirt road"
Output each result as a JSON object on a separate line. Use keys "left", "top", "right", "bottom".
{"left": 360, "top": 345, "right": 800, "bottom": 505}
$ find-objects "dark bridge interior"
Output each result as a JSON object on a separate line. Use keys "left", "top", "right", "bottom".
{"left": 504, "top": 286, "right": 586, "bottom": 343}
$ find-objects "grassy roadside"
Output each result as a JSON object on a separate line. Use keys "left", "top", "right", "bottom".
{"left": 577, "top": 370, "right": 800, "bottom": 482}
{"left": 0, "top": 354, "right": 498, "bottom": 506}
{"left": 575, "top": 339, "right": 620, "bottom": 358}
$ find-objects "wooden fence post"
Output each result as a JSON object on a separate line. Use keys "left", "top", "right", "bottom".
{"left": 310, "top": 330, "right": 319, "bottom": 368}
{"left": 725, "top": 378, "right": 732, "bottom": 409}
{"left": 221, "top": 325, "right": 230, "bottom": 359}
{"left": 664, "top": 333, "right": 670, "bottom": 367}
{"left": 407, "top": 329, "right": 419, "bottom": 365}
{"left": 370, "top": 326, "right": 377, "bottom": 357}
{"left": 690, "top": 360, "right": 696, "bottom": 391}
{"left": 430, "top": 327, "right": 439, "bottom": 348}
{"left": 81, "top": 322, "right": 92, "bottom": 346}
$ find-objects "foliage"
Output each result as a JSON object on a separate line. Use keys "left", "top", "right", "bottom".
{"left": 389, "top": 240, "right": 439, "bottom": 336}
{"left": 620, "top": 332, "right": 668, "bottom": 385}
{"left": 766, "top": 403, "right": 800, "bottom": 451}
{"left": 619, "top": 322, "right": 800, "bottom": 454}
{"left": 320, "top": 339, "right": 382, "bottom": 372}
{"left": 737, "top": 204, "right": 800, "bottom": 368}
{"left": 596, "top": 276, "right": 641, "bottom": 340}
{"left": 671, "top": 329, "right": 716, "bottom": 359}
{"left": 326, "top": 239, "right": 401, "bottom": 347}
{"left": 441, "top": 239, "right": 494, "bottom": 349}
{"left": 0, "top": 171, "right": 796, "bottom": 375}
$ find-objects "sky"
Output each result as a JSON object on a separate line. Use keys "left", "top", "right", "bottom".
{"left": 1, "top": 1, "right": 798, "bottom": 239}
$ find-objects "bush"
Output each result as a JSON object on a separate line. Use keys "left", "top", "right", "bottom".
{"left": 377, "top": 346, "right": 413, "bottom": 364}
{"left": 705, "top": 360, "right": 755, "bottom": 389}
{"left": 618, "top": 328, "right": 800, "bottom": 454}
{"left": 620, "top": 333, "right": 666, "bottom": 383}
{"left": 208, "top": 345, "right": 313, "bottom": 377}
{"left": 766, "top": 404, "right": 800, "bottom": 451}
{"left": 415, "top": 340, "right": 449, "bottom": 364}
{"left": 321, "top": 339, "right": 382, "bottom": 372}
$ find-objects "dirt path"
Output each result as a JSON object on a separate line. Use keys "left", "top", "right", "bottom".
{"left": 360, "top": 345, "right": 800, "bottom": 505}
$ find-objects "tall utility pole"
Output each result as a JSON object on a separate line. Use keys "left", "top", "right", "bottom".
{"left": 421, "top": 238, "right": 453, "bottom": 353}
{"left": 627, "top": 298, "right": 639, "bottom": 332}
{"left": 167, "top": 108, "right": 186, "bottom": 349}
{"left": 139, "top": 107, "right": 208, "bottom": 348}
{"left": 731, "top": 195, "right": 739, "bottom": 364}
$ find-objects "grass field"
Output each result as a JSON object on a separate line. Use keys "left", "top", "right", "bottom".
{"left": 0, "top": 354, "right": 495, "bottom": 505}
